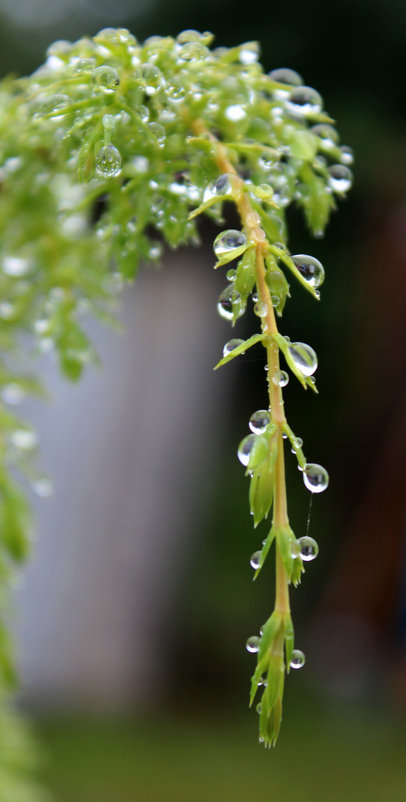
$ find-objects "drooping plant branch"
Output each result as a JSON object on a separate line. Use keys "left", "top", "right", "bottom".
{"left": 0, "top": 27, "right": 352, "bottom": 752}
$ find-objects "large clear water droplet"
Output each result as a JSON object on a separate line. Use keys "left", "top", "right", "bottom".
{"left": 339, "top": 145, "right": 354, "bottom": 165}
{"left": 269, "top": 67, "right": 303, "bottom": 86}
{"left": 288, "top": 342, "right": 318, "bottom": 376}
{"left": 214, "top": 229, "right": 247, "bottom": 257}
{"left": 272, "top": 370, "right": 289, "bottom": 387}
{"left": 178, "top": 42, "right": 208, "bottom": 61}
{"left": 303, "top": 463, "right": 329, "bottom": 493}
{"left": 311, "top": 123, "right": 339, "bottom": 149}
{"left": 250, "top": 551, "right": 262, "bottom": 570}
{"left": 95, "top": 145, "right": 122, "bottom": 177}
{"left": 290, "top": 649, "right": 306, "bottom": 669}
{"left": 237, "top": 434, "right": 256, "bottom": 466}
{"left": 246, "top": 636, "right": 260, "bottom": 653}
{"left": 217, "top": 287, "right": 241, "bottom": 321}
{"left": 249, "top": 409, "right": 271, "bottom": 434}
{"left": 297, "top": 535, "right": 319, "bottom": 561}
{"left": 286, "top": 86, "right": 322, "bottom": 116}
{"left": 291, "top": 254, "right": 325, "bottom": 288}
{"left": 93, "top": 65, "right": 120, "bottom": 91}
{"left": 328, "top": 164, "right": 353, "bottom": 193}
{"left": 203, "top": 174, "right": 238, "bottom": 203}
{"left": 223, "top": 338, "right": 245, "bottom": 357}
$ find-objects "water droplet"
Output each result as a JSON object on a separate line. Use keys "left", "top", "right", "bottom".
{"left": 95, "top": 145, "right": 122, "bottom": 177}
{"left": 93, "top": 65, "right": 120, "bottom": 91}
{"left": 148, "top": 243, "right": 163, "bottom": 260}
{"left": 237, "top": 434, "right": 256, "bottom": 466}
{"left": 297, "top": 536, "right": 319, "bottom": 561}
{"left": 303, "top": 463, "right": 329, "bottom": 493}
{"left": 288, "top": 342, "right": 318, "bottom": 376}
{"left": 177, "top": 29, "right": 206, "bottom": 44}
{"left": 258, "top": 152, "right": 275, "bottom": 171}
{"left": 225, "top": 105, "right": 247, "bottom": 122}
{"left": 178, "top": 42, "right": 208, "bottom": 61}
{"left": 254, "top": 301, "right": 267, "bottom": 318}
{"left": 10, "top": 428, "right": 38, "bottom": 450}
{"left": 293, "top": 436, "right": 303, "bottom": 449}
{"left": 130, "top": 155, "right": 149, "bottom": 173}
{"left": 226, "top": 268, "right": 237, "bottom": 282}
{"left": 239, "top": 43, "right": 259, "bottom": 64}
{"left": 246, "top": 636, "right": 260, "bottom": 653}
{"left": 328, "top": 164, "right": 353, "bottom": 193}
{"left": 139, "top": 64, "right": 162, "bottom": 94}
{"left": 286, "top": 86, "right": 322, "bottom": 116}
{"left": 269, "top": 68, "right": 303, "bottom": 86}
{"left": 134, "top": 104, "right": 149, "bottom": 122}
{"left": 311, "top": 123, "right": 339, "bottom": 149}
{"left": 249, "top": 409, "right": 271, "bottom": 434}
{"left": 148, "top": 122, "right": 165, "bottom": 143}
{"left": 291, "top": 254, "right": 325, "bottom": 288}
{"left": 203, "top": 173, "right": 238, "bottom": 203}
{"left": 250, "top": 551, "right": 262, "bottom": 569}
{"left": 339, "top": 145, "right": 354, "bottom": 165}
{"left": 3, "top": 256, "right": 32, "bottom": 277}
{"left": 1, "top": 383, "right": 25, "bottom": 405}
{"left": 272, "top": 370, "right": 289, "bottom": 387}
{"left": 217, "top": 287, "right": 241, "bottom": 321}
{"left": 290, "top": 649, "right": 306, "bottom": 669}
{"left": 40, "top": 93, "right": 70, "bottom": 114}
{"left": 72, "top": 57, "right": 95, "bottom": 73}
{"left": 167, "top": 83, "right": 186, "bottom": 103}
{"left": 214, "top": 229, "right": 247, "bottom": 257}
{"left": 32, "top": 475, "right": 54, "bottom": 498}
{"left": 223, "top": 338, "right": 245, "bottom": 357}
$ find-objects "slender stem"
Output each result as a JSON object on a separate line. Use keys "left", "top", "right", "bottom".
{"left": 191, "top": 118, "right": 290, "bottom": 616}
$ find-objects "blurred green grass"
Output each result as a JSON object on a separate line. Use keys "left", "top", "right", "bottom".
{"left": 37, "top": 692, "right": 406, "bottom": 802}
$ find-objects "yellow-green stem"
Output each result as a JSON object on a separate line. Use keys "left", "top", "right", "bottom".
{"left": 191, "top": 118, "right": 291, "bottom": 617}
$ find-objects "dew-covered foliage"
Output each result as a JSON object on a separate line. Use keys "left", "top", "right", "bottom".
{"left": 0, "top": 27, "right": 352, "bottom": 755}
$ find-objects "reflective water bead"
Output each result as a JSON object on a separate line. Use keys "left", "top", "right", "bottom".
{"left": 297, "top": 536, "right": 319, "bottom": 561}
{"left": 272, "top": 370, "right": 289, "bottom": 387}
{"left": 269, "top": 68, "right": 303, "bottom": 86}
{"left": 239, "top": 42, "right": 259, "bottom": 64}
{"left": 249, "top": 409, "right": 271, "bottom": 434}
{"left": 32, "top": 475, "right": 54, "bottom": 498}
{"left": 1, "top": 383, "right": 25, "bottom": 405}
{"left": 303, "top": 463, "right": 329, "bottom": 493}
{"left": 290, "top": 649, "right": 306, "bottom": 669}
{"left": 140, "top": 64, "right": 162, "bottom": 93}
{"left": 291, "top": 254, "right": 325, "bottom": 288}
{"left": 250, "top": 551, "right": 262, "bottom": 570}
{"left": 286, "top": 86, "right": 322, "bottom": 116}
{"left": 311, "top": 123, "right": 339, "bottom": 149}
{"left": 148, "top": 122, "right": 165, "bottom": 143}
{"left": 225, "top": 105, "right": 247, "bottom": 122}
{"left": 217, "top": 287, "right": 240, "bottom": 321}
{"left": 223, "top": 338, "right": 245, "bottom": 357}
{"left": 237, "top": 434, "right": 257, "bottom": 466}
{"left": 178, "top": 42, "right": 208, "bottom": 61}
{"left": 293, "top": 436, "right": 303, "bottom": 449}
{"left": 328, "top": 164, "right": 353, "bottom": 193}
{"left": 134, "top": 104, "right": 149, "bottom": 122}
{"left": 288, "top": 342, "right": 318, "bottom": 376}
{"left": 339, "top": 145, "right": 354, "bottom": 165}
{"left": 203, "top": 173, "right": 238, "bottom": 203}
{"left": 93, "top": 65, "right": 120, "bottom": 91}
{"left": 258, "top": 152, "right": 274, "bottom": 171}
{"left": 95, "top": 145, "right": 122, "bottom": 177}
{"left": 226, "top": 268, "right": 237, "bottom": 282}
{"left": 246, "top": 636, "right": 260, "bottom": 653}
{"left": 213, "top": 229, "right": 247, "bottom": 257}
{"left": 254, "top": 301, "right": 267, "bottom": 317}
{"left": 176, "top": 29, "right": 205, "bottom": 44}
{"left": 3, "top": 256, "right": 32, "bottom": 277}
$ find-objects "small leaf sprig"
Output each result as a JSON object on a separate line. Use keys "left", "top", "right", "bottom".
{"left": 0, "top": 29, "right": 353, "bottom": 749}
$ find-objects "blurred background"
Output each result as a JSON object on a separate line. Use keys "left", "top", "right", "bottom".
{"left": 1, "top": 0, "right": 406, "bottom": 799}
